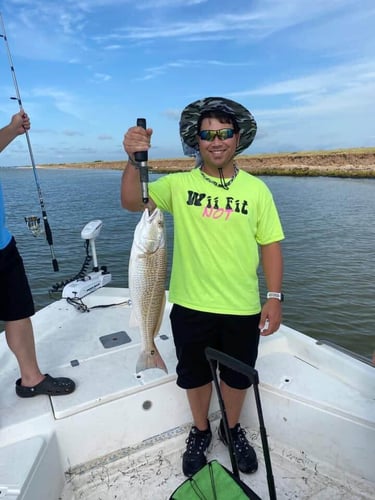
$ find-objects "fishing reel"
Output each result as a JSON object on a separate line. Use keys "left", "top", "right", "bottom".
{"left": 25, "top": 215, "right": 42, "bottom": 237}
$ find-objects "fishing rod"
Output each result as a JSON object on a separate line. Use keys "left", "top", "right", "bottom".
{"left": 0, "top": 13, "right": 59, "bottom": 271}
{"left": 135, "top": 118, "right": 149, "bottom": 204}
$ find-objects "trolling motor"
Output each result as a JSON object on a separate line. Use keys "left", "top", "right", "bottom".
{"left": 62, "top": 220, "right": 112, "bottom": 299}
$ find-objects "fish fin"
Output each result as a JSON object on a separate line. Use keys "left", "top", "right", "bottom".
{"left": 136, "top": 346, "right": 168, "bottom": 374}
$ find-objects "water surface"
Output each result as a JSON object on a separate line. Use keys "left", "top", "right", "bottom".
{"left": 1, "top": 168, "right": 374, "bottom": 358}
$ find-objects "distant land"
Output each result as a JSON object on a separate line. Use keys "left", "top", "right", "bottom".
{"left": 38, "top": 147, "right": 375, "bottom": 178}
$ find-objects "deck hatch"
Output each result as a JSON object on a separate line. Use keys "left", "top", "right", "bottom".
{"left": 100, "top": 331, "right": 132, "bottom": 348}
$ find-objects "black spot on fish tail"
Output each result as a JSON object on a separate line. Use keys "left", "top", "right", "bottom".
{"left": 136, "top": 349, "right": 168, "bottom": 374}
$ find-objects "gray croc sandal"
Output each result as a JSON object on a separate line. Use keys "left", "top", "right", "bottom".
{"left": 15, "top": 374, "right": 75, "bottom": 398}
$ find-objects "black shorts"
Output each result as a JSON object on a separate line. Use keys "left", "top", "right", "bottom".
{"left": 170, "top": 304, "right": 260, "bottom": 390}
{"left": 0, "top": 237, "right": 35, "bottom": 321}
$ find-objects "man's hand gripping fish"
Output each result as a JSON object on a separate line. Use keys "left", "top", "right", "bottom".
{"left": 129, "top": 208, "right": 168, "bottom": 373}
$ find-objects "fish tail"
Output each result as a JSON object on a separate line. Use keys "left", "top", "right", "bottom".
{"left": 136, "top": 347, "right": 168, "bottom": 374}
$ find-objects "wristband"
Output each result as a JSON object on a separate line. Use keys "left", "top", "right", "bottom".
{"left": 127, "top": 155, "right": 139, "bottom": 167}
{"left": 266, "top": 292, "right": 284, "bottom": 302}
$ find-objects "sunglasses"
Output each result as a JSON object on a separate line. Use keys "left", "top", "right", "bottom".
{"left": 198, "top": 128, "right": 235, "bottom": 141}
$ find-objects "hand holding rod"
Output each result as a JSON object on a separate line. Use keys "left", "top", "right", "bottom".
{"left": 134, "top": 118, "right": 149, "bottom": 204}
{"left": 0, "top": 13, "right": 59, "bottom": 271}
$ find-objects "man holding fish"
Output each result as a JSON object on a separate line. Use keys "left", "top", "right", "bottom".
{"left": 121, "top": 97, "right": 284, "bottom": 478}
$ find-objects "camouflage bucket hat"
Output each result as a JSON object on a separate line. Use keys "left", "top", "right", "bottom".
{"left": 179, "top": 96, "right": 257, "bottom": 157}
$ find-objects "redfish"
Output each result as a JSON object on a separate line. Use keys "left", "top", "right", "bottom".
{"left": 129, "top": 208, "right": 168, "bottom": 373}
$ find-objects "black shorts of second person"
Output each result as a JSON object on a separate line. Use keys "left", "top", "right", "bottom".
{"left": 0, "top": 237, "right": 35, "bottom": 321}
{"left": 170, "top": 304, "right": 260, "bottom": 390}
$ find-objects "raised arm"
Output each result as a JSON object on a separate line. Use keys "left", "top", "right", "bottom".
{"left": 121, "top": 125, "right": 156, "bottom": 212}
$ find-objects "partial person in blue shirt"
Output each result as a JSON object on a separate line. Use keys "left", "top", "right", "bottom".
{"left": 0, "top": 110, "right": 75, "bottom": 397}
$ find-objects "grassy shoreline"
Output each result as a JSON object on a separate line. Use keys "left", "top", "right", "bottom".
{"left": 38, "top": 147, "right": 375, "bottom": 178}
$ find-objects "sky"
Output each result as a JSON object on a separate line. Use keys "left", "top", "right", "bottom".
{"left": 0, "top": 0, "right": 374, "bottom": 166}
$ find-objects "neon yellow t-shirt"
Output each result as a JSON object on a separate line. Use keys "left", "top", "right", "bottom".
{"left": 149, "top": 168, "right": 284, "bottom": 315}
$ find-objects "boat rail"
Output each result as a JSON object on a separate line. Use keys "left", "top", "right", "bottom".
{"left": 316, "top": 339, "right": 373, "bottom": 367}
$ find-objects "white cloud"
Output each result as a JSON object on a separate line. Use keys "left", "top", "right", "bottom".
{"left": 31, "top": 88, "right": 83, "bottom": 119}
{"left": 92, "top": 73, "right": 112, "bottom": 83}
{"left": 0, "top": 0, "right": 373, "bottom": 164}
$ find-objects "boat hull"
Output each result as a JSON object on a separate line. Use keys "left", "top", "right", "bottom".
{"left": 0, "top": 288, "right": 374, "bottom": 499}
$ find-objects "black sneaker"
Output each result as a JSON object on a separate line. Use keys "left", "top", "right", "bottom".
{"left": 218, "top": 420, "right": 258, "bottom": 474}
{"left": 182, "top": 422, "right": 212, "bottom": 477}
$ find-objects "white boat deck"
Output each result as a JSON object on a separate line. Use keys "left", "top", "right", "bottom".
{"left": 61, "top": 418, "right": 374, "bottom": 500}
{"left": 0, "top": 287, "right": 374, "bottom": 499}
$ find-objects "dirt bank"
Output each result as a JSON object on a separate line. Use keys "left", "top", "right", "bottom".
{"left": 39, "top": 148, "right": 375, "bottom": 178}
